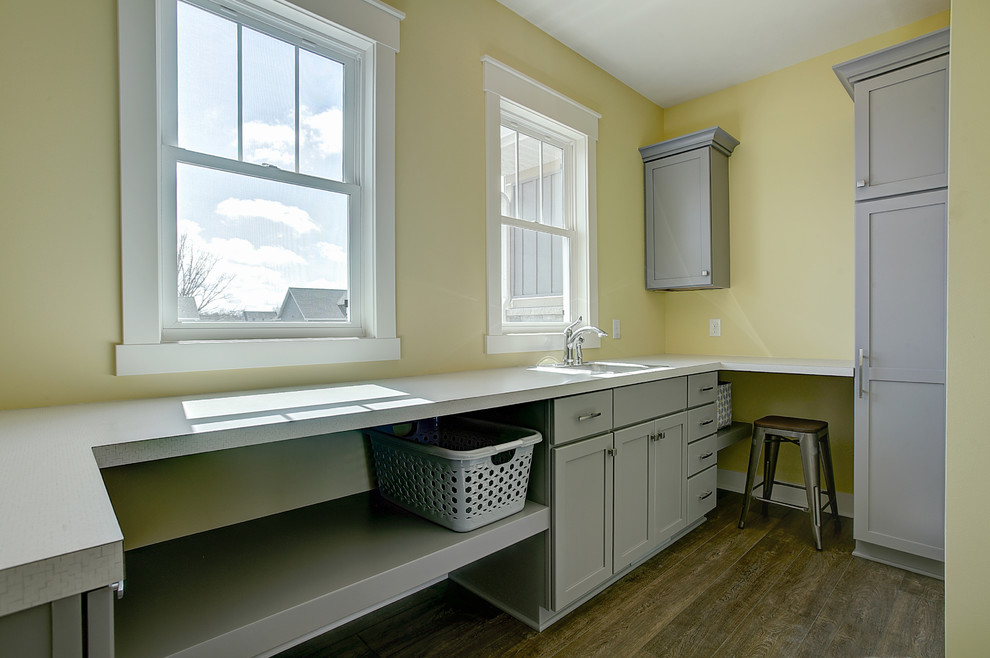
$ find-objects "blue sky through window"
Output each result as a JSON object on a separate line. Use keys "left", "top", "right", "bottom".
{"left": 175, "top": 0, "right": 347, "bottom": 319}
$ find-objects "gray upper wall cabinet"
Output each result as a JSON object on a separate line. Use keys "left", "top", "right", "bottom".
{"left": 834, "top": 29, "right": 949, "bottom": 201}
{"left": 640, "top": 127, "right": 739, "bottom": 291}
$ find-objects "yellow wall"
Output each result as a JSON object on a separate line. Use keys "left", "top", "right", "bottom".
{"left": 0, "top": 0, "right": 665, "bottom": 411}
{"left": 946, "top": 0, "right": 990, "bottom": 651}
{"left": 661, "top": 12, "right": 950, "bottom": 359}
{"left": 658, "top": 13, "right": 949, "bottom": 498}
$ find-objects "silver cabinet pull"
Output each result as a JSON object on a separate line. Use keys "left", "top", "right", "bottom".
{"left": 856, "top": 179, "right": 867, "bottom": 188}
{"left": 699, "top": 452, "right": 714, "bottom": 460}
{"left": 112, "top": 581, "right": 124, "bottom": 600}
{"left": 577, "top": 412, "right": 602, "bottom": 422}
{"left": 607, "top": 447, "right": 617, "bottom": 457}
{"left": 700, "top": 419, "right": 714, "bottom": 426}
{"left": 699, "top": 490, "right": 713, "bottom": 500}
{"left": 701, "top": 270, "right": 710, "bottom": 276}
{"left": 700, "top": 386, "right": 715, "bottom": 392}
{"left": 858, "top": 348, "right": 868, "bottom": 398}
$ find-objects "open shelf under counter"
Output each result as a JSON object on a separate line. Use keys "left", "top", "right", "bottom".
{"left": 115, "top": 492, "right": 549, "bottom": 658}
{"left": 715, "top": 421, "right": 753, "bottom": 451}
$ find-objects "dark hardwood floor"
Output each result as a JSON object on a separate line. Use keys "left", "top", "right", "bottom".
{"left": 278, "top": 491, "right": 944, "bottom": 657}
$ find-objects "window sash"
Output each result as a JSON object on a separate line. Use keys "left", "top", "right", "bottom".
{"left": 160, "top": 0, "right": 365, "bottom": 339}
{"left": 498, "top": 111, "right": 578, "bottom": 331}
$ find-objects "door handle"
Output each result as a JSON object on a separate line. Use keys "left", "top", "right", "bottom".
{"left": 858, "top": 348, "right": 868, "bottom": 398}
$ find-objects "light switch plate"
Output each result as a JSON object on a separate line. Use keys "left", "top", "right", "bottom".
{"left": 709, "top": 319, "right": 721, "bottom": 337}
{"left": 612, "top": 319, "right": 621, "bottom": 339}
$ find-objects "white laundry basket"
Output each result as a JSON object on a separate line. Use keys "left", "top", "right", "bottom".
{"left": 367, "top": 416, "right": 542, "bottom": 532}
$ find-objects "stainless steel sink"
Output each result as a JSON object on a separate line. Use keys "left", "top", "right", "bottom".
{"left": 528, "top": 361, "right": 670, "bottom": 377}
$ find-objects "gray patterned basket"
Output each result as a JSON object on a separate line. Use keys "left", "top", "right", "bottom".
{"left": 367, "top": 416, "right": 542, "bottom": 532}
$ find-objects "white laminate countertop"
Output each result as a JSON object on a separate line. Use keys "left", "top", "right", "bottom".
{"left": 0, "top": 353, "right": 851, "bottom": 617}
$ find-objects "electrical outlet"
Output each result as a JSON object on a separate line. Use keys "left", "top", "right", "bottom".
{"left": 709, "top": 318, "right": 721, "bottom": 337}
{"left": 612, "top": 319, "right": 621, "bottom": 339}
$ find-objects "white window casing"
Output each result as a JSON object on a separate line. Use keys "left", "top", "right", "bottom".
{"left": 116, "top": 0, "right": 403, "bottom": 375}
{"left": 482, "top": 56, "right": 600, "bottom": 355}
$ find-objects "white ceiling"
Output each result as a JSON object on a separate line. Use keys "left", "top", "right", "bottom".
{"left": 496, "top": 0, "right": 949, "bottom": 107}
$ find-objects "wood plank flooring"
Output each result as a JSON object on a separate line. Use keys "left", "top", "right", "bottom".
{"left": 277, "top": 491, "right": 944, "bottom": 657}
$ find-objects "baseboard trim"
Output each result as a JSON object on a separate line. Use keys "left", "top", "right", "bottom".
{"left": 717, "top": 468, "right": 854, "bottom": 518}
{"left": 853, "top": 540, "right": 944, "bottom": 580}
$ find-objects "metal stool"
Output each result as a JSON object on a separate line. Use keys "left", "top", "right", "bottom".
{"left": 738, "top": 415, "right": 840, "bottom": 550}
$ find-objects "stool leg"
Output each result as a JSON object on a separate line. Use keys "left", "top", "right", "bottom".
{"left": 762, "top": 435, "right": 781, "bottom": 515}
{"left": 799, "top": 435, "right": 823, "bottom": 550}
{"left": 818, "top": 431, "right": 841, "bottom": 529}
{"left": 739, "top": 427, "right": 765, "bottom": 529}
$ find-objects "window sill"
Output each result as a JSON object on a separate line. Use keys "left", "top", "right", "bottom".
{"left": 116, "top": 337, "right": 401, "bottom": 376}
{"left": 485, "top": 332, "right": 601, "bottom": 355}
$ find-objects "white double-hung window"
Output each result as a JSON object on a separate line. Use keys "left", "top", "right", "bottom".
{"left": 116, "top": 0, "right": 402, "bottom": 375}
{"left": 482, "top": 57, "right": 600, "bottom": 354}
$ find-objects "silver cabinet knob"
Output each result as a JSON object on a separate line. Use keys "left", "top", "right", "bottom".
{"left": 701, "top": 270, "right": 710, "bottom": 276}
{"left": 856, "top": 179, "right": 867, "bottom": 188}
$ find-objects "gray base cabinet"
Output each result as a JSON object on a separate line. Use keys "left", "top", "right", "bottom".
{"left": 0, "top": 588, "right": 114, "bottom": 658}
{"left": 552, "top": 433, "right": 614, "bottom": 610}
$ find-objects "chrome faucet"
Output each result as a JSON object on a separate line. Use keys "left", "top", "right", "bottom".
{"left": 562, "top": 316, "right": 608, "bottom": 366}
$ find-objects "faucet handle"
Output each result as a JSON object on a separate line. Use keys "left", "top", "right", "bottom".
{"left": 564, "top": 316, "right": 583, "bottom": 334}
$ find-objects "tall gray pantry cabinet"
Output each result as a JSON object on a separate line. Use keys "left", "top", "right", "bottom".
{"left": 834, "top": 28, "right": 949, "bottom": 578}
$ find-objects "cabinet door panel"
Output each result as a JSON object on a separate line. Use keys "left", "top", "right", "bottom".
{"left": 552, "top": 433, "right": 613, "bottom": 610}
{"left": 613, "top": 423, "right": 652, "bottom": 571}
{"left": 854, "top": 55, "right": 948, "bottom": 200}
{"left": 854, "top": 191, "right": 946, "bottom": 562}
{"left": 651, "top": 413, "right": 687, "bottom": 545}
{"left": 645, "top": 148, "right": 711, "bottom": 288}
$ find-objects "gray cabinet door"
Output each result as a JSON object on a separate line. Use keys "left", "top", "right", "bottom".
{"left": 854, "top": 55, "right": 948, "bottom": 201}
{"left": 613, "top": 422, "right": 652, "bottom": 571}
{"left": 651, "top": 412, "right": 687, "bottom": 547}
{"left": 552, "top": 433, "right": 614, "bottom": 610}
{"left": 645, "top": 148, "right": 715, "bottom": 289}
{"left": 854, "top": 190, "right": 946, "bottom": 561}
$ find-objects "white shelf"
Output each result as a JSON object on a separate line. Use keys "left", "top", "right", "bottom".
{"left": 114, "top": 493, "right": 549, "bottom": 658}
{"left": 716, "top": 421, "right": 752, "bottom": 451}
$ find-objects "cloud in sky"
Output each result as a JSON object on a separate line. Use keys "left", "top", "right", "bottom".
{"left": 243, "top": 120, "right": 294, "bottom": 169}
{"left": 207, "top": 237, "right": 306, "bottom": 267}
{"left": 316, "top": 241, "right": 347, "bottom": 264}
{"left": 216, "top": 197, "right": 320, "bottom": 234}
{"left": 302, "top": 107, "right": 343, "bottom": 157}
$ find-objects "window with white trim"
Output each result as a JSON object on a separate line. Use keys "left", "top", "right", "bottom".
{"left": 116, "top": 0, "right": 402, "bottom": 375}
{"left": 483, "top": 57, "right": 599, "bottom": 355}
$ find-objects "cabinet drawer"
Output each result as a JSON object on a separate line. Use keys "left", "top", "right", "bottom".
{"left": 687, "top": 403, "right": 717, "bottom": 443}
{"left": 613, "top": 377, "right": 686, "bottom": 429}
{"left": 687, "top": 372, "right": 718, "bottom": 407}
{"left": 687, "top": 465, "right": 718, "bottom": 522}
{"left": 552, "top": 391, "right": 613, "bottom": 445}
{"left": 687, "top": 434, "right": 717, "bottom": 477}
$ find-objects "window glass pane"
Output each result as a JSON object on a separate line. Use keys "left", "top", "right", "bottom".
{"left": 242, "top": 27, "right": 296, "bottom": 170}
{"left": 500, "top": 126, "right": 517, "bottom": 217}
{"left": 175, "top": 162, "right": 349, "bottom": 322}
{"left": 517, "top": 133, "right": 541, "bottom": 221}
{"left": 299, "top": 49, "right": 344, "bottom": 181}
{"left": 503, "top": 225, "right": 566, "bottom": 324}
{"left": 177, "top": 2, "right": 237, "bottom": 158}
{"left": 542, "top": 143, "right": 564, "bottom": 227}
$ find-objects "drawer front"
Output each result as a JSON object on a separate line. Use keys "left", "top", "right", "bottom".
{"left": 552, "top": 390, "right": 613, "bottom": 445}
{"left": 612, "top": 376, "right": 686, "bottom": 429}
{"left": 687, "top": 403, "right": 717, "bottom": 443}
{"left": 688, "top": 465, "right": 718, "bottom": 522}
{"left": 687, "top": 434, "right": 717, "bottom": 477}
{"left": 688, "top": 372, "right": 718, "bottom": 408}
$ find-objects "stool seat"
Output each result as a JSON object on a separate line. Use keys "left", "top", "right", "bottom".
{"left": 739, "top": 415, "right": 840, "bottom": 550}
{"left": 753, "top": 416, "right": 828, "bottom": 433}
